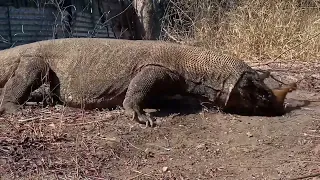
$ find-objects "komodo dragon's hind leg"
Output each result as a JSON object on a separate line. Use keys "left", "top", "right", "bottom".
{"left": 0, "top": 57, "right": 48, "bottom": 115}
{"left": 123, "top": 66, "right": 183, "bottom": 128}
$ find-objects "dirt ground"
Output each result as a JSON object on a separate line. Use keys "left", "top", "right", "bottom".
{"left": 1, "top": 75, "right": 320, "bottom": 179}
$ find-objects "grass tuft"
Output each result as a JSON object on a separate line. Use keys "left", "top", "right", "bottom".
{"left": 160, "top": 0, "right": 320, "bottom": 63}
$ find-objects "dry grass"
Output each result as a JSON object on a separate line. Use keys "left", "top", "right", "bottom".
{"left": 160, "top": 0, "right": 320, "bottom": 63}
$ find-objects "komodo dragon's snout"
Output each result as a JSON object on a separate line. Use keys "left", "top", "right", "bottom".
{"left": 223, "top": 72, "right": 296, "bottom": 116}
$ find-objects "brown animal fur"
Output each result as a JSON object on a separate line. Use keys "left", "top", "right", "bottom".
{"left": 272, "top": 82, "right": 297, "bottom": 105}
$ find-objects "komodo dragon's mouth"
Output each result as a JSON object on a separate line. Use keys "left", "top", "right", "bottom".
{"left": 271, "top": 82, "right": 297, "bottom": 106}
{"left": 223, "top": 80, "right": 298, "bottom": 117}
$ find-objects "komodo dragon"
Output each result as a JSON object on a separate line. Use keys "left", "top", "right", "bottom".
{"left": 0, "top": 38, "right": 293, "bottom": 126}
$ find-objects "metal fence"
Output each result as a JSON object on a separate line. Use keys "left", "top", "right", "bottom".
{"left": 0, "top": 7, "right": 11, "bottom": 50}
{"left": 0, "top": 5, "right": 116, "bottom": 50}
{"left": 9, "top": 7, "right": 58, "bottom": 47}
{"left": 71, "top": 11, "right": 115, "bottom": 38}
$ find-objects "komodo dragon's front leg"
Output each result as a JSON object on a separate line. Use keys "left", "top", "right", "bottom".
{"left": 0, "top": 57, "right": 47, "bottom": 114}
{"left": 123, "top": 66, "right": 184, "bottom": 127}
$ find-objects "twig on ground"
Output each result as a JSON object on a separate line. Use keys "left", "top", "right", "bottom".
{"left": 65, "top": 118, "right": 111, "bottom": 126}
{"left": 85, "top": 176, "right": 106, "bottom": 180}
{"left": 146, "top": 143, "right": 171, "bottom": 151}
{"left": 279, "top": 159, "right": 320, "bottom": 164}
{"left": 18, "top": 116, "right": 42, "bottom": 123}
{"left": 128, "top": 169, "right": 154, "bottom": 180}
{"left": 126, "top": 139, "right": 145, "bottom": 152}
{"left": 164, "top": 135, "right": 170, "bottom": 148}
{"left": 303, "top": 133, "right": 320, "bottom": 138}
{"left": 308, "top": 130, "right": 319, "bottom": 132}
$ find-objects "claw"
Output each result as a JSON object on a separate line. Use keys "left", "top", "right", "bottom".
{"left": 131, "top": 111, "right": 156, "bottom": 128}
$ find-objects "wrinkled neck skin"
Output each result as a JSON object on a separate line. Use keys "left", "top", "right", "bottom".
{"left": 183, "top": 79, "right": 221, "bottom": 103}
{"left": 182, "top": 73, "right": 247, "bottom": 110}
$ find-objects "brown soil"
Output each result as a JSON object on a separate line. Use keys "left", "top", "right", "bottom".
{"left": 1, "top": 89, "right": 320, "bottom": 180}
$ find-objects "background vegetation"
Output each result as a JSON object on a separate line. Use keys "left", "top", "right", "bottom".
{"left": 159, "top": 0, "right": 320, "bottom": 63}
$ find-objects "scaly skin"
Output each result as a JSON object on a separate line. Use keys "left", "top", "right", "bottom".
{"left": 0, "top": 38, "right": 288, "bottom": 127}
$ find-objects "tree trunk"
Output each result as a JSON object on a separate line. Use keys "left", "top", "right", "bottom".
{"left": 132, "top": 0, "right": 161, "bottom": 40}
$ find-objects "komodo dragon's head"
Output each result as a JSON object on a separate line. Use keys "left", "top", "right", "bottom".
{"left": 223, "top": 71, "right": 296, "bottom": 116}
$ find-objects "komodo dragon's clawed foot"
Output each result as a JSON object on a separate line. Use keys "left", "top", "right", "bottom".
{"left": 132, "top": 111, "right": 156, "bottom": 128}
{"left": 124, "top": 108, "right": 156, "bottom": 128}
{"left": 123, "top": 65, "right": 183, "bottom": 128}
{"left": 0, "top": 56, "right": 47, "bottom": 117}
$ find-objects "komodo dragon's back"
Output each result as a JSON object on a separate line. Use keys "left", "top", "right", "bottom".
{"left": 0, "top": 38, "right": 287, "bottom": 127}
{"left": 36, "top": 38, "right": 251, "bottom": 103}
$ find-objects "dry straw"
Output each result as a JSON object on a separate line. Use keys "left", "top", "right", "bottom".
{"left": 160, "top": 0, "right": 320, "bottom": 63}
